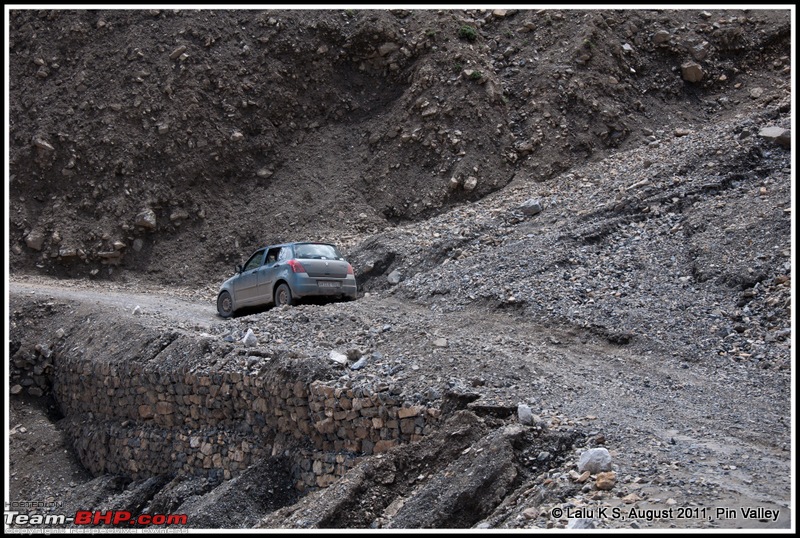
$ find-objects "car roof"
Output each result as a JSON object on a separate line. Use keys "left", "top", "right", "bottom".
{"left": 261, "top": 241, "right": 337, "bottom": 249}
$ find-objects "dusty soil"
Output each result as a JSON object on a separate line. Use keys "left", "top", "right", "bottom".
{"left": 5, "top": 6, "right": 794, "bottom": 531}
{"left": 7, "top": 271, "right": 793, "bottom": 530}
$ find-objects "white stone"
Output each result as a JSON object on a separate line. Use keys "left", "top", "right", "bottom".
{"left": 387, "top": 270, "right": 403, "bottom": 285}
{"left": 329, "top": 350, "right": 348, "bottom": 365}
{"left": 759, "top": 126, "right": 790, "bottom": 148}
{"left": 242, "top": 329, "right": 257, "bottom": 347}
{"left": 578, "top": 447, "right": 613, "bottom": 474}
{"left": 517, "top": 404, "right": 534, "bottom": 425}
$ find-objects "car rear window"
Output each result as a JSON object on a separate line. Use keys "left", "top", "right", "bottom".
{"left": 295, "top": 244, "right": 342, "bottom": 260}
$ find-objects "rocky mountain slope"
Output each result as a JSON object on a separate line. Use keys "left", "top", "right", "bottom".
{"left": 8, "top": 8, "right": 791, "bottom": 284}
{"left": 6, "top": 7, "right": 794, "bottom": 531}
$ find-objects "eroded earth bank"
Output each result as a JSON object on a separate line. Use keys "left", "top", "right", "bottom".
{"left": 7, "top": 7, "right": 794, "bottom": 531}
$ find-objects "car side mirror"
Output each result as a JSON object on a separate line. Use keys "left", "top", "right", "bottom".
{"left": 236, "top": 264, "right": 243, "bottom": 274}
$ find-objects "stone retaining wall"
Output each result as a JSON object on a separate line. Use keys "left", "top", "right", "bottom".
{"left": 52, "top": 350, "right": 440, "bottom": 491}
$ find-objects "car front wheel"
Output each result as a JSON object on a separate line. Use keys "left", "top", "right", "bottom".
{"left": 274, "top": 283, "right": 295, "bottom": 307}
{"left": 217, "top": 290, "right": 234, "bottom": 318}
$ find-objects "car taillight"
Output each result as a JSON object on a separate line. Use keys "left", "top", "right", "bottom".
{"left": 347, "top": 263, "right": 354, "bottom": 275}
{"left": 288, "top": 259, "right": 306, "bottom": 273}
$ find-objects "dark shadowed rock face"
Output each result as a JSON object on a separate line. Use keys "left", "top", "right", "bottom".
{"left": 7, "top": 7, "right": 792, "bottom": 531}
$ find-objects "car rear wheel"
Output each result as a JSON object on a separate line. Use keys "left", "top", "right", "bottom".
{"left": 217, "top": 290, "right": 234, "bottom": 318}
{"left": 274, "top": 283, "right": 295, "bottom": 307}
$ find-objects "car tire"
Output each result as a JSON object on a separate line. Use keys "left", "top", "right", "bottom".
{"left": 274, "top": 282, "right": 295, "bottom": 307}
{"left": 217, "top": 290, "right": 234, "bottom": 318}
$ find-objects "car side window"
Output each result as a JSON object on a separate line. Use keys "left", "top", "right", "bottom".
{"left": 266, "top": 247, "right": 281, "bottom": 264}
{"left": 278, "top": 247, "right": 291, "bottom": 262}
{"left": 243, "top": 249, "right": 265, "bottom": 272}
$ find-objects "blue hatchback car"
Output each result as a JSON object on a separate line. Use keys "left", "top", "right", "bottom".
{"left": 216, "top": 242, "right": 358, "bottom": 318}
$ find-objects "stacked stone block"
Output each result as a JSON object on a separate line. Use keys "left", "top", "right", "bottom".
{"left": 52, "top": 353, "right": 440, "bottom": 491}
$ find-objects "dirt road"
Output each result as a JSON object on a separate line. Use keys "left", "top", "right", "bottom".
{"left": 7, "top": 276, "right": 793, "bottom": 529}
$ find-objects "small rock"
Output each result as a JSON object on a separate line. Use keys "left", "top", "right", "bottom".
{"left": 170, "top": 209, "right": 189, "bottom": 222}
{"left": 350, "top": 356, "right": 368, "bottom": 370}
{"left": 622, "top": 493, "right": 641, "bottom": 504}
{"left": 231, "top": 131, "right": 245, "bottom": 142}
{"left": 758, "top": 126, "right": 790, "bottom": 148}
{"left": 432, "top": 338, "right": 448, "bottom": 348}
{"left": 578, "top": 447, "right": 613, "bottom": 474}
{"left": 242, "top": 329, "right": 257, "bottom": 347}
{"left": 387, "top": 270, "right": 403, "bottom": 285}
{"left": 32, "top": 137, "right": 55, "bottom": 151}
{"left": 135, "top": 209, "right": 157, "bottom": 230}
{"left": 329, "top": 350, "right": 348, "bottom": 365}
{"left": 517, "top": 403, "right": 534, "bottom": 425}
{"left": 595, "top": 471, "right": 616, "bottom": 490}
{"left": 463, "top": 176, "right": 478, "bottom": 192}
{"left": 132, "top": 305, "right": 142, "bottom": 316}
{"left": 652, "top": 30, "right": 671, "bottom": 44}
{"left": 519, "top": 199, "right": 543, "bottom": 216}
{"left": 11, "top": 385, "right": 23, "bottom": 395}
{"left": 169, "top": 45, "right": 187, "bottom": 60}
{"left": 681, "top": 61, "right": 704, "bottom": 82}
{"left": 691, "top": 42, "right": 709, "bottom": 61}
{"left": 25, "top": 230, "right": 45, "bottom": 251}
{"left": 749, "top": 87, "right": 764, "bottom": 99}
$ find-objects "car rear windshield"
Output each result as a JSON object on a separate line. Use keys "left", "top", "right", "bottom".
{"left": 294, "top": 243, "right": 343, "bottom": 260}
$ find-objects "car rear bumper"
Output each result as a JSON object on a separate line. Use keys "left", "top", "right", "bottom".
{"left": 290, "top": 275, "right": 357, "bottom": 299}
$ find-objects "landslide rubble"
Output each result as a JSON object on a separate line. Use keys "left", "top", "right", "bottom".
{"left": 6, "top": 6, "right": 794, "bottom": 532}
